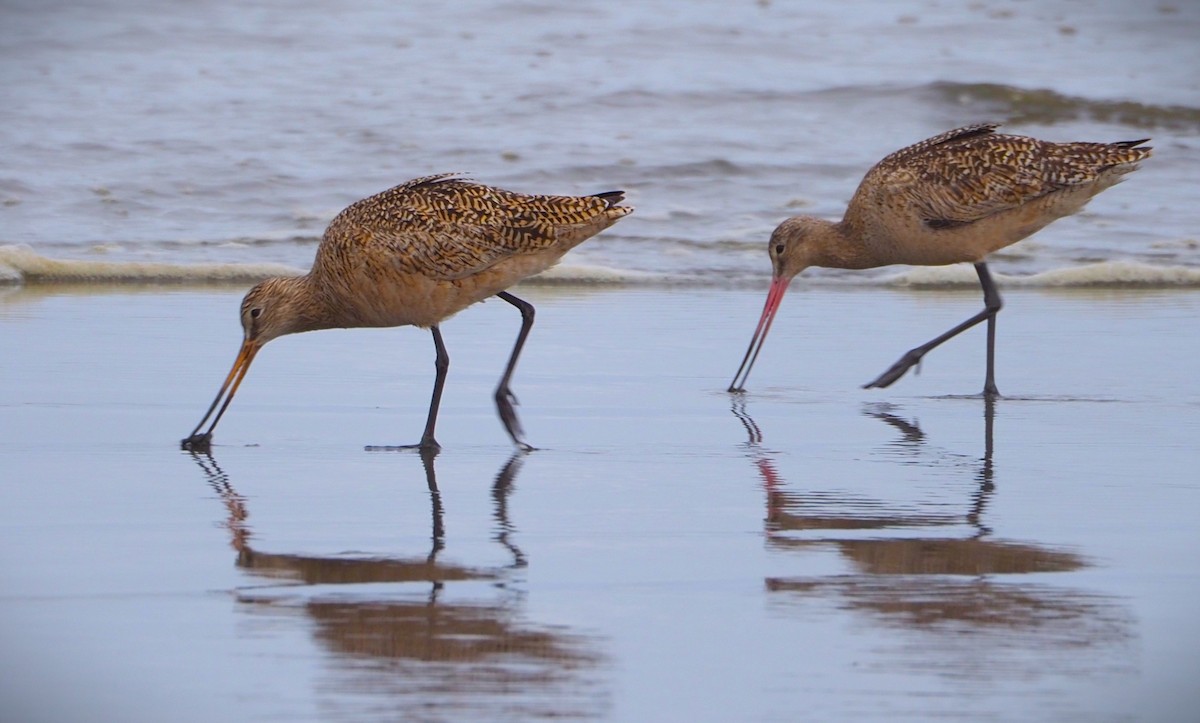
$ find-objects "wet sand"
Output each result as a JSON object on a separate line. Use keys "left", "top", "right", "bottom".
{"left": 1, "top": 283, "right": 1198, "bottom": 722}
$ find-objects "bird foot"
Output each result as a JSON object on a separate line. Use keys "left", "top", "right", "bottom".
{"left": 495, "top": 387, "right": 531, "bottom": 450}
{"left": 181, "top": 433, "right": 213, "bottom": 452}
{"left": 863, "top": 349, "right": 925, "bottom": 390}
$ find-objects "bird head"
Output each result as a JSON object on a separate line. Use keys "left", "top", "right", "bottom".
{"left": 239, "top": 276, "right": 308, "bottom": 345}
{"left": 180, "top": 276, "right": 307, "bottom": 450}
{"left": 767, "top": 216, "right": 826, "bottom": 281}
{"left": 728, "top": 215, "right": 827, "bottom": 393}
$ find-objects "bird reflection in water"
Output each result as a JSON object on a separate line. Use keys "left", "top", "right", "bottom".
{"left": 731, "top": 399, "right": 1132, "bottom": 663}
{"left": 188, "top": 449, "right": 606, "bottom": 719}
{"left": 863, "top": 398, "right": 994, "bottom": 536}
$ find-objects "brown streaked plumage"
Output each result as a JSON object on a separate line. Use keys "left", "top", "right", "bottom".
{"left": 182, "top": 174, "right": 632, "bottom": 451}
{"left": 729, "top": 123, "right": 1151, "bottom": 396}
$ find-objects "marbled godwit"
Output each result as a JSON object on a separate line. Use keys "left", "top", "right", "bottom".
{"left": 728, "top": 123, "right": 1150, "bottom": 396}
{"left": 182, "top": 174, "right": 632, "bottom": 451}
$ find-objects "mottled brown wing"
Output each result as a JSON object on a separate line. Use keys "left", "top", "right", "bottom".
{"left": 849, "top": 125, "right": 1142, "bottom": 229}
{"left": 848, "top": 125, "right": 1046, "bottom": 228}
{"left": 326, "top": 175, "right": 620, "bottom": 280}
{"left": 907, "top": 134, "right": 1066, "bottom": 227}
{"left": 873, "top": 123, "right": 1001, "bottom": 168}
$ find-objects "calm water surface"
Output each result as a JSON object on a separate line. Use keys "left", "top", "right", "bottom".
{"left": 2, "top": 286, "right": 1198, "bottom": 721}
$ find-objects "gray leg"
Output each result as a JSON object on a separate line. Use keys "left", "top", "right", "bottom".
{"left": 495, "top": 292, "right": 535, "bottom": 450}
{"left": 366, "top": 326, "right": 448, "bottom": 452}
{"left": 864, "top": 262, "right": 1003, "bottom": 396}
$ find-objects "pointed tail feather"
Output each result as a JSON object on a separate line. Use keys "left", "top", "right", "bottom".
{"left": 593, "top": 190, "right": 626, "bottom": 207}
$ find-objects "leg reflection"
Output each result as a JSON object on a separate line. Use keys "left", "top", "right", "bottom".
{"left": 418, "top": 447, "right": 446, "bottom": 565}
{"left": 862, "top": 402, "right": 925, "bottom": 448}
{"left": 863, "top": 401, "right": 996, "bottom": 537}
{"left": 185, "top": 448, "right": 493, "bottom": 585}
{"left": 728, "top": 398, "right": 998, "bottom": 537}
{"left": 492, "top": 452, "right": 529, "bottom": 569}
{"left": 969, "top": 395, "right": 997, "bottom": 534}
{"left": 182, "top": 448, "right": 602, "bottom": 716}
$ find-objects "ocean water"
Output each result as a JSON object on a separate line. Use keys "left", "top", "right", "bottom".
{"left": 1, "top": 0, "right": 1198, "bottom": 289}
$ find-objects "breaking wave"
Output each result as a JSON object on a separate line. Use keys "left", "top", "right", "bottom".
{"left": 0, "top": 245, "right": 305, "bottom": 286}
{"left": 3, "top": 246, "right": 1197, "bottom": 290}
{"left": 0, "top": 245, "right": 675, "bottom": 288}
{"left": 882, "top": 260, "right": 1200, "bottom": 288}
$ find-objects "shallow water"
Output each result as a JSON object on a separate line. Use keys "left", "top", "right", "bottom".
{"left": 2, "top": 0, "right": 1198, "bottom": 284}
{"left": 2, "top": 285, "right": 1198, "bottom": 721}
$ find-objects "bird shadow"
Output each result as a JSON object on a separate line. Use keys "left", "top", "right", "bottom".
{"left": 184, "top": 448, "right": 604, "bottom": 717}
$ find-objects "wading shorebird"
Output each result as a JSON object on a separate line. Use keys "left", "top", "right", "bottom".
{"left": 728, "top": 123, "right": 1151, "bottom": 397}
{"left": 182, "top": 174, "right": 632, "bottom": 452}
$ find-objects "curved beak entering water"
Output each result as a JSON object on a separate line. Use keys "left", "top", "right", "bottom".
{"left": 181, "top": 338, "right": 261, "bottom": 450}
{"left": 728, "top": 275, "right": 790, "bottom": 393}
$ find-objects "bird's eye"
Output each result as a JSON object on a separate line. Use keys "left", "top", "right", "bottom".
{"left": 249, "top": 308, "right": 262, "bottom": 319}
{"left": 774, "top": 244, "right": 785, "bottom": 255}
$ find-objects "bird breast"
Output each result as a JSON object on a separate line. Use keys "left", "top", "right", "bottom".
{"left": 319, "top": 248, "right": 565, "bottom": 329}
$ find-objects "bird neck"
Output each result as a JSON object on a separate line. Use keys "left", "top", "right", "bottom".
{"left": 269, "top": 274, "right": 339, "bottom": 337}
{"left": 809, "top": 220, "right": 878, "bottom": 271}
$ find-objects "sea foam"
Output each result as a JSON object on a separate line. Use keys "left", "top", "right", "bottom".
{"left": 3, "top": 244, "right": 1198, "bottom": 290}
{"left": 0, "top": 245, "right": 305, "bottom": 286}
{"left": 883, "top": 260, "right": 1200, "bottom": 288}
{"left": 528, "top": 263, "right": 678, "bottom": 285}
{"left": 0, "top": 245, "right": 675, "bottom": 288}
